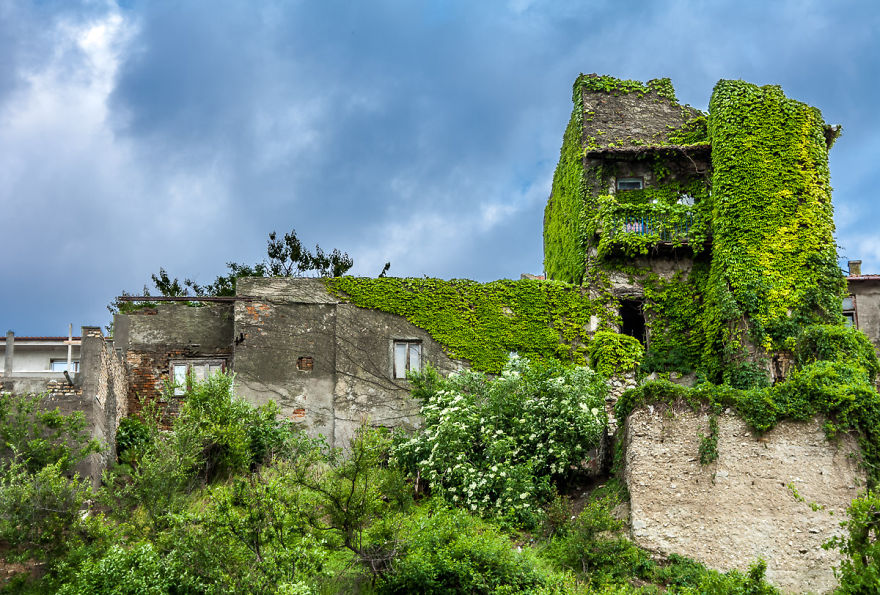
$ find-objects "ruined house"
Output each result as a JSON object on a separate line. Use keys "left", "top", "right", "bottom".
{"left": 1, "top": 74, "right": 873, "bottom": 592}
{"left": 544, "top": 74, "right": 845, "bottom": 384}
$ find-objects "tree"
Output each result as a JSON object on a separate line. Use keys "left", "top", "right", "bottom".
{"left": 109, "top": 229, "right": 355, "bottom": 320}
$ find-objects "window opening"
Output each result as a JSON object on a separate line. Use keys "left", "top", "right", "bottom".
{"left": 50, "top": 359, "right": 80, "bottom": 373}
{"left": 617, "top": 177, "right": 644, "bottom": 191}
{"left": 171, "top": 359, "right": 225, "bottom": 396}
{"left": 393, "top": 341, "right": 422, "bottom": 379}
{"left": 297, "top": 356, "right": 314, "bottom": 371}
{"left": 619, "top": 300, "right": 647, "bottom": 346}
{"left": 843, "top": 295, "right": 857, "bottom": 328}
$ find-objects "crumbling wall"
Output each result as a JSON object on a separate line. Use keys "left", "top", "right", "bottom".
{"left": 333, "top": 302, "right": 463, "bottom": 446}
{"left": 624, "top": 407, "right": 863, "bottom": 594}
{"left": 233, "top": 278, "right": 464, "bottom": 448}
{"left": 848, "top": 277, "right": 880, "bottom": 358}
{"left": 114, "top": 304, "right": 233, "bottom": 422}
{"left": 233, "top": 283, "right": 340, "bottom": 441}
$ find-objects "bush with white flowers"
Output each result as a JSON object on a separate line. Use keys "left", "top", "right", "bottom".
{"left": 393, "top": 355, "right": 608, "bottom": 527}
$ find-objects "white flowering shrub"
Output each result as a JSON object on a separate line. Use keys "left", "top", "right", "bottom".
{"left": 393, "top": 355, "right": 608, "bottom": 527}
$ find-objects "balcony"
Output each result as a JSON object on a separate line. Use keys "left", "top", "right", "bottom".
{"left": 598, "top": 203, "right": 702, "bottom": 256}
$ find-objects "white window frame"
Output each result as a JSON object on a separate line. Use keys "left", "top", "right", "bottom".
{"left": 170, "top": 358, "right": 226, "bottom": 396}
{"left": 50, "top": 359, "right": 80, "bottom": 373}
{"left": 392, "top": 340, "right": 422, "bottom": 379}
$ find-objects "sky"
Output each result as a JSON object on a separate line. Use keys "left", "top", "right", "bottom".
{"left": 2, "top": 0, "right": 879, "bottom": 335}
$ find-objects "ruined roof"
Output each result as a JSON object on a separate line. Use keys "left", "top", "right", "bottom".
{"left": 585, "top": 143, "right": 711, "bottom": 159}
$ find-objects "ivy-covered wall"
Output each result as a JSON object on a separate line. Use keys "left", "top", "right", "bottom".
{"left": 543, "top": 75, "right": 844, "bottom": 384}
{"left": 324, "top": 278, "right": 612, "bottom": 374}
{"left": 702, "top": 80, "right": 844, "bottom": 379}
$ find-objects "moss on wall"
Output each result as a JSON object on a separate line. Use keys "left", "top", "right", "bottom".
{"left": 325, "top": 278, "right": 611, "bottom": 373}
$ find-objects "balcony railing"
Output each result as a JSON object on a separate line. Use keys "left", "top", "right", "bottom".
{"left": 605, "top": 208, "right": 695, "bottom": 244}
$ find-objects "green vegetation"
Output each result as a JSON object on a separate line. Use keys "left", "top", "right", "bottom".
{"left": 2, "top": 367, "right": 784, "bottom": 593}
{"left": 824, "top": 491, "right": 880, "bottom": 593}
{"left": 702, "top": 80, "right": 844, "bottom": 378}
{"left": 393, "top": 357, "right": 608, "bottom": 527}
{"left": 326, "top": 277, "right": 610, "bottom": 373}
{"left": 587, "top": 331, "right": 644, "bottom": 377}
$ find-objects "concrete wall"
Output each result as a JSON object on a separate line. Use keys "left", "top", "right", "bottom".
{"left": 0, "top": 344, "right": 80, "bottom": 373}
{"left": 233, "top": 278, "right": 464, "bottom": 447}
{"left": 624, "top": 406, "right": 863, "bottom": 594}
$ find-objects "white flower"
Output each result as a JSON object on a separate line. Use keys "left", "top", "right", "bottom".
{"left": 520, "top": 493, "right": 528, "bottom": 500}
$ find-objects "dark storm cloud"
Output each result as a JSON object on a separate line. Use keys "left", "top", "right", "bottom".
{"left": 2, "top": 0, "right": 879, "bottom": 334}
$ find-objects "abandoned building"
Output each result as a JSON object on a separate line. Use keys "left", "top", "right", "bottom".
{"left": 1, "top": 74, "right": 875, "bottom": 592}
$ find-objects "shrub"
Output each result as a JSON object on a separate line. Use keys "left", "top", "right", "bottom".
{"left": 793, "top": 324, "right": 880, "bottom": 383}
{"left": 0, "top": 391, "right": 102, "bottom": 473}
{"left": 587, "top": 331, "right": 644, "bottom": 378}
{"left": 377, "top": 506, "right": 551, "bottom": 594}
{"left": 115, "top": 415, "right": 154, "bottom": 466}
{"left": 0, "top": 461, "right": 92, "bottom": 554}
{"left": 546, "top": 497, "right": 651, "bottom": 584}
{"left": 824, "top": 491, "right": 880, "bottom": 593}
{"left": 56, "top": 543, "right": 178, "bottom": 595}
{"left": 173, "top": 372, "right": 294, "bottom": 480}
{"left": 393, "top": 356, "right": 607, "bottom": 528}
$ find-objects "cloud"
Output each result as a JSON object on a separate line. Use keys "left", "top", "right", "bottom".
{"left": 2, "top": 0, "right": 880, "bottom": 333}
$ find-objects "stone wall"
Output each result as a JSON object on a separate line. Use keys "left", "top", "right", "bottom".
{"left": 624, "top": 406, "right": 864, "bottom": 594}
{"left": 580, "top": 79, "right": 702, "bottom": 148}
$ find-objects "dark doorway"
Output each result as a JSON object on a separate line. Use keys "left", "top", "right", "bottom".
{"left": 619, "top": 300, "right": 647, "bottom": 346}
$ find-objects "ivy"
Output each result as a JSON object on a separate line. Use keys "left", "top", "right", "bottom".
{"left": 574, "top": 74, "right": 677, "bottom": 102}
{"left": 325, "top": 277, "right": 610, "bottom": 374}
{"left": 587, "top": 331, "right": 644, "bottom": 378}
{"left": 544, "top": 95, "right": 588, "bottom": 284}
{"left": 702, "top": 80, "right": 845, "bottom": 376}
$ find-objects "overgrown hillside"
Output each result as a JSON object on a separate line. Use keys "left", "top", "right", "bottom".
{"left": 3, "top": 350, "right": 877, "bottom": 594}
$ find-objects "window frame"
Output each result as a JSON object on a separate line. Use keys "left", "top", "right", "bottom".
{"left": 616, "top": 177, "right": 644, "bottom": 191}
{"left": 391, "top": 339, "right": 422, "bottom": 380}
{"left": 170, "top": 358, "right": 227, "bottom": 396}
{"left": 843, "top": 294, "right": 858, "bottom": 328}
{"left": 50, "top": 359, "right": 80, "bottom": 373}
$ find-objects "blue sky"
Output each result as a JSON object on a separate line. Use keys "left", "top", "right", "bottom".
{"left": 2, "top": 0, "right": 879, "bottom": 335}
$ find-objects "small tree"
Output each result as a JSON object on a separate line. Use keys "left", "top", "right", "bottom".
{"left": 825, "top": 491, "right": 880, "bottom": 592}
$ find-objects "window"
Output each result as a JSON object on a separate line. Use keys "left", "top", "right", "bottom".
{"left": 619, "top": 300, "right": 647, "bottom": 346}
{"left": 843, "top": 295, "right": 857, "bottom": 328}
{"left": 393, "top": 340, "right": 422, "bottom": 379}
{"left": 171, "top": 359, "right": 225, "bottom": 396}
{"left": 51, "top": 359, "right": 80, "bottom": 373}
{"left": 297, "top": 356, "right": 314, "bottom": 371}
{"left": 616, "top": 177, "right": 643, "bottom": 191}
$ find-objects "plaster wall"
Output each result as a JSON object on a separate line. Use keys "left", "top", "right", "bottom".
{"left": 849, "top": 278, "right": 880, "bottom": 356}
{"left": 0, "top": 345, "right": 79, "bottom": 373}
{"left": 233, "top": 278, "right": 465, "bottom": 447}
{"left": 624, "top": 407, "right": 863, "bottom": 594}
